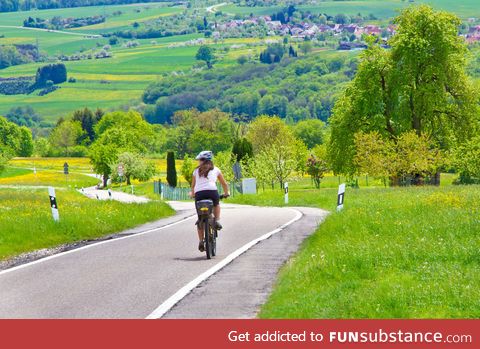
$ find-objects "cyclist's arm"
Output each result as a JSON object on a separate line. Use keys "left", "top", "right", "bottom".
{"left": 218, "top": 173, "right": 230, "bottom": 196}
{"left": 190, "top": 174, "right": 196, "bottom": 197}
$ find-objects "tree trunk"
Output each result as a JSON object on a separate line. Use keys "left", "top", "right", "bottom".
{"left": 103, "top": 173, "right": 108, "bottom": 188}
{"left": 126, "top": 175, "right": 131, "bottom": 185}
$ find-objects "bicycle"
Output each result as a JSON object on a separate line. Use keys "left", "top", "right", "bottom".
{"left": 195, "top": 194, "right": 228, "bottom": 259}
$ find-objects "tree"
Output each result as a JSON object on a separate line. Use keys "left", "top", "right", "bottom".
{"left": 196, "top": 45, "right": 215, "bottom": 69}
{"left": 452, "top": 136, "right": 480, "bottom": 184}
{"left": 299, "top": 41, "right": 312, "bottom": 56}
{"left": 247, "top": 116, "right": 292, "bottom": 154}
{"left": 354, "top": 131, "right": 442, "bottom": 186}
{"left": 214, "top": 151, "right": 235, "bottom": 183}
{"left": 181, "top": 155, "right": 195, "bottom": 186}
{"left": 49, "top": 120, "right": 83, "bottom": 156}
{"left": 34, "top": 137, "right": 50, "bottom": 157}
{"left": 110, "top": 152, "right": 156, "bottom": 185}
{"left": 306, "top": 154, "right": 328, "bottom": 189}
{"left": 237, "top": 55, "right": 248, "bottom": 65}
{"left": 89, "top": 142, "right": 118, "bottom": 187}
{"left": 89, "top": 110, "right": 154, "bottom": 187}
{"left": 293, "top": 119, "right": 326, "bottom": 149}
{"left": 393, "top": 131, "right": 443, "bottom": 185}
{"left": 256, "top": 141, "right": 298, "bottom": 189}
{"left": 35, "top": 63, "right": 67, "bottom": 86}
{"left": 166, "top": 151, "right": 177, "bottom": 187}
{"left": 72, "top": 107, "right": 103, "bottom": 144}
{"left": 18, "top": 126, "right": 33, "bottom": 157}
{"left": 328, "top": 5, "right": 479, "bottom": 177}
{"left": 232, "top": 138, "right": 253, "bottom": 162}
{"left": 354, "top": 131, "right": 394, "bottom": 185}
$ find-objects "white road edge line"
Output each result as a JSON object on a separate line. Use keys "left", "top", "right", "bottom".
{"left": 146, "top": 208, "right": 303, "bottom": 319}
{"left": 0, "top": 214, "right": 196, "bottom": 277}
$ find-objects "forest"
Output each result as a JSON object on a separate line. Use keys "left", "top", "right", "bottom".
{"left": 142, "top": 51, "right": 354, "bottom": 124}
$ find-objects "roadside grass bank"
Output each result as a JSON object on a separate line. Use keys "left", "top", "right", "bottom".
{"left": 0, "top": 187, "right": 174, "bottom": 260}
{"left": 229, "top": 185, "right": 480, "bottom": 318}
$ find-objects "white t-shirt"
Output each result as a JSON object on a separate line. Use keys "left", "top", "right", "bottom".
{"left": 193, "top": 167, "right": 221, "bottom": 193}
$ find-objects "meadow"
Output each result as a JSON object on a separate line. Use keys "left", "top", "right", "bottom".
{"left": 0, "top": 187, "right": 174, "bottom": 260}
{"left": 229, "top": 184, "right": 480, "bottom": 318}
{"left": 223, "top": 0, "right": 480, "bottom": 19}
{"left": 0, "top": 155, "right": 189, "bottom": 261}
{"left": 2, "top": 0, "right": 480, "bottom": 120}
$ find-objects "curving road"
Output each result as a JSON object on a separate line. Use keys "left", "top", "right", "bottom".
{"left": 0, "top": 202, "right": 327, "bottom": 319}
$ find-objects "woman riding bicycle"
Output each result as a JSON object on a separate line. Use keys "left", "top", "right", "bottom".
{"left": 189, "top": 151, "right": 230, "bottom": 252}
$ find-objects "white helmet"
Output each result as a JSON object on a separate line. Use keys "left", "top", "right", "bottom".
{"left": 195, "top": 151, "right": 213, "bottom": 161}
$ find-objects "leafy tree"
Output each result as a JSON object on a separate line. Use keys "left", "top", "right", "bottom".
{"left": 293, "top": 119, "right": 326, "bottom": 149}
{"left": 0, "top": 45, "right": 29, "bottom": 69}
{"left": 354, "top": 131, "right": 394, "bottom": 185}
{"left": 6, "top": 106, "right": 42, "bottom": 128}
{"left": 232, "top": 138, "right": 253, "bottom": 162}
{"left": 393, "top": 131, "right": 443, "bottom": 185}
{"left": 354, "top": 131, "right": 442, "bottom": 186}
{"left": 34, "top": 137, "right": 50, "bottom": 157}
{"left": 0, "top": 152, "right": 7, "bottom": 174}
{"left": 181, "top": 155, "right": 195, "bottom": 186}
{"left": 329, "top": 5, "right": 479, "bottom": 177}
{"left": 35, "top": 63, "right": 67, "bottom": 86}
{"left": 166, "top": 151, "right": 177, "bottom": 187}
{"left": 258, "top": 95, "right": 287, "bottom": 118}
{"left": 18, "top": 126, "right": 33, "bottom": 157}
{"left": 299, "top": 41, "right": 313, "bottom": 56}
{"left": 259, "top": 43, "right": 284, "bottom": 64}
{"left": 89, "top": 110, "right": 154, "bottom": 186}
{"left": 247, "top": 115, "right": 292, "bottom": 154}
{"left": 452, "top": 136, "right": 480, "bottom": 184}
{"left": 196, "top": 45, "right": 215, "bottom": 69}
{"left": 89, "top": 142, "right": 118, "bottom": 187}
{"left": 214, "top": 151, "right": 235, "bottom": 183}
{"left": 49, "top": 120, "right": 83, "bottom": 156}
{"left": 306, "top": 154, "right": 328, "bottom": 189}
{"left": 110, "top": 152, "right": 156, "bottom": 185}
{"left": 237, "top": 55, "right": 248, "bottom": 65}
{"left": 72, "top": 107, "right": 103, "bottom": 144}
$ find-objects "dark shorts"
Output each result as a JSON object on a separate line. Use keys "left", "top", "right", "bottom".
{"left": 195, "top": 190, "right": 220, "bottom": 207}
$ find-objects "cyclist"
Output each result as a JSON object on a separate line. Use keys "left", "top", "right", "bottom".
{"left": 189, "top": 151, "right": 230, "bottom": 252}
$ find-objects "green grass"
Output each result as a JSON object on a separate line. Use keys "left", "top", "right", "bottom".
{"left": 0, "top": 187, "right": 174, "bottom": 260}
{"left": 230, "top": 184, "right": 480, "bottom": 318}
{"left": 0, "top": 3, "right": 182, "bottom": 30}
{"left": 0, "top": 167, "right": 31, "bottom": 179}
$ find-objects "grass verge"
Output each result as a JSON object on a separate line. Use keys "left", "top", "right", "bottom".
{"left": 230, "top": 185, "right": 480, "bottom": 318}
{"left": 0, "top": 187, "right": 174, "bottom": 260}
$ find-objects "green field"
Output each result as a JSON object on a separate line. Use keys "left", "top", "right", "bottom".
{"left": 223, "top": 0, "right": 480, "bottom": 19}
{"left": 229, "top": 184, "right": 480, "bottom": 318}
{"left": 2, "top": 0, "right": 478, "bottom": 120}
{"left": 0, "top": 156, "right": 177, "bottom": 260}
{"left": 0, "top": 187, "right": 174, "bottom": 260}
{"left": 0, "top": 31, "right": 270, "bottom": 119}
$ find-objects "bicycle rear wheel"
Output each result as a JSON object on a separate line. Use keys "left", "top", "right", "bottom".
{"left": 204, "top": 219, "right": 212, "bottom": 259}
{"left": 211, "top": 227, "right": 217, "bottom": 257}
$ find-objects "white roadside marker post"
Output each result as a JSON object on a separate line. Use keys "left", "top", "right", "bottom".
{"left": 337, "top": 183, "right": 345, "bottom": 211}
{"left": 48, "top": 186, "right": 60, "bottom": 222}
{"left": 284, "top": 182, "right": 289, "bottom": 204}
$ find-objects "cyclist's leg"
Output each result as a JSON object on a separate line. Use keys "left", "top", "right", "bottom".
{"left": 197, "top": 225, "right": 203, "bottom": 241}
{"left": 213, "top": 205, "right": 220, "bottom": 220}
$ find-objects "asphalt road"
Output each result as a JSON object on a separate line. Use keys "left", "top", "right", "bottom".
{"left": 0, "top": 203, "right": 326, "bottom": 319}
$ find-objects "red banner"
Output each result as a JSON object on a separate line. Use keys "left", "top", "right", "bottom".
{"left": 0, "top": 320, "right": 477, "bottom": 348}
